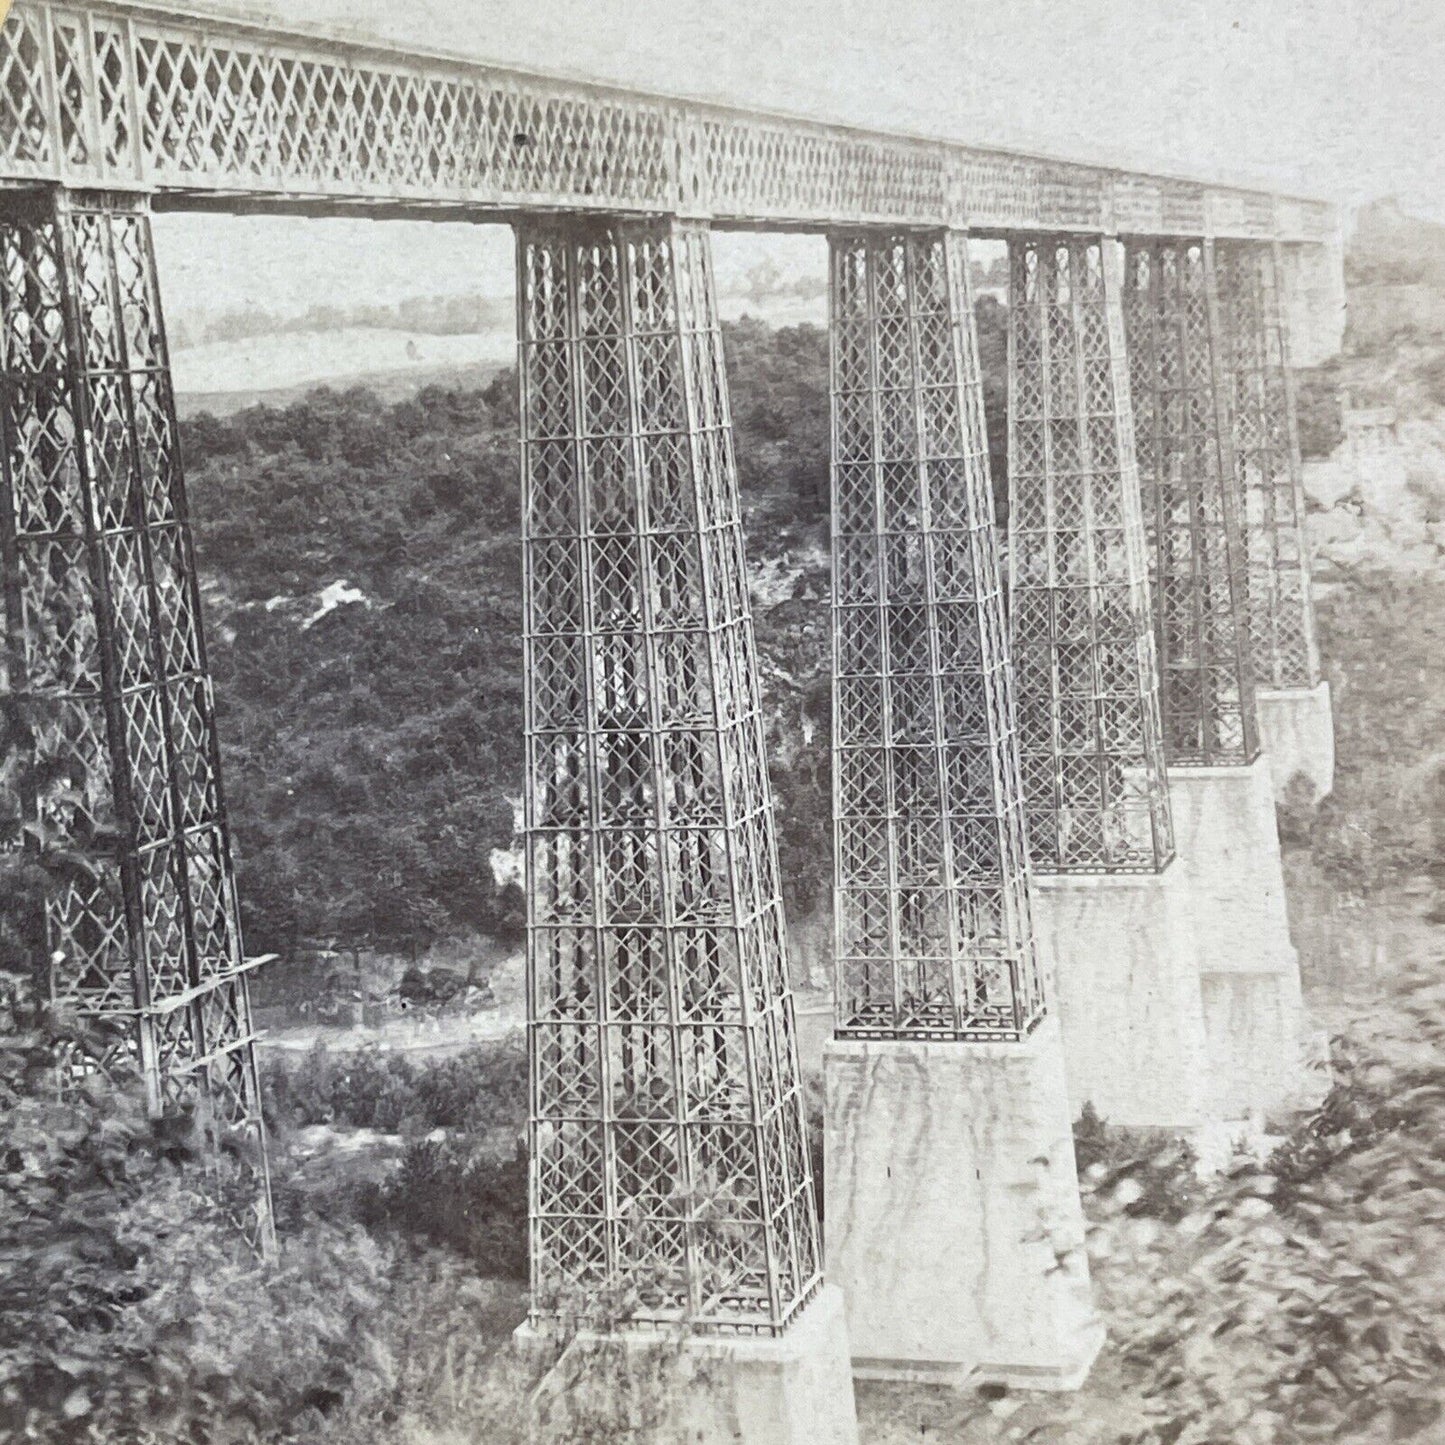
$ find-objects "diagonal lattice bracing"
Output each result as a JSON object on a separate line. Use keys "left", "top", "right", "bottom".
{"left": 0, "top": 188, "right": 273, "bottom": 1254}
{"left": 519, "top": 217, "right": 820, "bottom": 1336}
{"left": 1122, "top": 238, "right": 1259, "bottom": 766}
{"left": 0, "top": 4, "right": 1335, "bottom": 238}
{"left": 1006, "top": 237, "right": 1173, "bottom": 872}
{"left": 1214, "top": 241, "right": 1320, "bottom": 692}
{"left": 828, "top": 230, "right": 1041, "bottom": 1041}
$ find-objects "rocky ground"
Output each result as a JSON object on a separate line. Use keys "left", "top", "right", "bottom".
{"left": 1306, "top": 411, "right": 1444, "bottom": 578}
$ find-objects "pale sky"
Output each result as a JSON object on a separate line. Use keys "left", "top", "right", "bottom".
{"left": 154, "top": 1, "right": 1445, "bottom": 334}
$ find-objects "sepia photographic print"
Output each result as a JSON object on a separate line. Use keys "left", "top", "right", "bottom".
{"left": 1, "top": 1, "right": 1441, "bottom": 1441}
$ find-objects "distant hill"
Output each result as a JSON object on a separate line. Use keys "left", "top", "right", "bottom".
{"left": 176, "top": 363, "right": 508, "bottom": 419}
{"left": 1339, "top": 200, "right": 1445, "bottom": 412}
{"left": 172, "top": 326, "right": 515, "bottom": 415}
{"left": 168, "top": 280, "right": 828, "bottom": 410}
{"left": 1349, "top": 199, "right": 1445, "bottom": 289}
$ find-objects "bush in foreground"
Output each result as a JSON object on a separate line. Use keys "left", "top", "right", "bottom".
{"left": 1, "top": 1077, "right": 393, "bottom": 1443}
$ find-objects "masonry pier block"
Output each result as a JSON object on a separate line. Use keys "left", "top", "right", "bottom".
{"left": 1168, "top": 758, "right": 1324, "bottom": 1116}
{"left": 1257, "top": 681, "right": 1335, "bottom": 807}
{"left": 823, "top": 1021, "right": 1103, "bottom": 1390}
{"left": 518, "top": 1289, "right": 860, "bottom": 1445}
{"left": 1168, "top": 758, "right": 1296, "bottom": 978}
{"left": 1032, "top": 868, "right": 1210, "bottom": 1129}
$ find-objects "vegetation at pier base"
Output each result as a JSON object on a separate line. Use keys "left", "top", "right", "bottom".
{"left": 0, "top": 967, "right": 393, "bottom": 1444}
{"left": 4, "top": 226, "right": 1445, "bottom": 1441}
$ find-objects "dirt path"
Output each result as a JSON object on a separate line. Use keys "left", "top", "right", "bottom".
{"left": 258, "top": 1004, "right": 524, "bottom": 1061}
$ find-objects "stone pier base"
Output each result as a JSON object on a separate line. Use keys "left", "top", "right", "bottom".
{"left": 1031, "top": 866, "right": 1210, "bottom": 1129}
{"left": 1198, "top": 968, "right": 1321, "bottom": 1120}
{"left": 1168, "top": 758, "right": 1325, "bottom": 1118}
{"left": 1257, "top": 681, "right": 1335, "bottom": 807}
{"left": 518, "top": 1287, "right": 860, "bottom": 1445}
{"left": 823, "top": 1021, "right": 1102, "bottom": 1390}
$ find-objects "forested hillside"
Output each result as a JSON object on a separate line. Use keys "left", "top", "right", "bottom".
{"left": 190, "top": 380, "right": 527, "bottom": 959}
{"left": 189, "top": 305, "right": 1018, "bottom": 978}
{"left": 188, "top": 320, "right": 838, "bottom": 968}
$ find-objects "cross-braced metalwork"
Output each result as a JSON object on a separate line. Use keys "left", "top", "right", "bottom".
{"left": 0, "top": 4, "right": 1336, "bottom": 239}
{"left": 1006, "top": 237, "right": 1172, "bottom": 871}
{"left": 1214, "top": 240, "right": 1320, "bottom": 691}
{"left": 519, "top": 216, "right": 820, "bottom": 1336}
{"left": 0, "top": 188, "right": 273, "bottom": 1253}
{"left": 828, "top": 230, "right": 1041, "bottom": 1041}
{"left": 1122, "top": 238, "right": 1258, "bottom": 766}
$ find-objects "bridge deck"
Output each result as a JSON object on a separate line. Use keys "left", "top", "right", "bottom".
{"left": 1, "top": 1, "right": 1334, "bottom": 239}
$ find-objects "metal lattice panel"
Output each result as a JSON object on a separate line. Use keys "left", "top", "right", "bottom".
{"left": 1006, "top": 237, "right": 1173, "bottom": 872}
{"left": 828, "top": 230, "right": 1041, "bottom": 1042}
{"left": 956, "top": 156, "right": 1106, "bottom": 233}
{"left": 1209, "top": 190, "right": 1278, "bottom": 241}
{"left": 0, "top": 4, "right": 1332, "bottom": 238}
{"left": 0, "top": 188, "right": 273, "bottom": 1253}
{"left": 1122, "top": 239, "right": 1258, "bottom": 766}
{"left": 1215, "top": 240, "right": 1320, "bottom": 691}
{"left": 690, "top": 113, "right": 945, "bottom": 226}
{"left": 519, "top": 217, "right": 820, "bottom": 1336}
{"left": 0, "top": 201, "right": 125, "bottom": 1019}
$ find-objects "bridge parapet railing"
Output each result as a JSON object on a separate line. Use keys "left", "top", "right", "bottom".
{"left": 1208, "top": 187, "right": 1279, "bottom": 240}
{"left": 4, "top": 2, "right": 681, "bottom": 210}
{"left": 1, "top": 0, "right": 1333, "bottom": 239}
{"left": 677, "top": 105, "right": 948, "bottom": 226}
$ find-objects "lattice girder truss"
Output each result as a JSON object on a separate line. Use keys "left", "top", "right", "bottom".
{"left": 0, "top": 3, "right": 1337, "bottom": 240}
{"left": 0, "top": 187, "right": 273, "bottom": 1253}
{"left": 1122, "top": 238, "right": 1259, "bottom": 766}
{"left": 1006, "top": 236, "right": 1173, "bottom": 872}
{"left": 828, "top": 229, "right": 1041, "bottom": 1041}
{"left": 1214, "top": 240, "right": 1320, "bottom": 692}
{"left": 519, "top": 217, "right": 820, "bottom": 1336}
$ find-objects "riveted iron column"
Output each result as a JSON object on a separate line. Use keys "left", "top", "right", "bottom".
{"left": 1120, "top": 238, "right": 1319, "bottom": 1123}
{"left": 1215, "top": 240, "right": 1321, "bottom": 691}
{"left": 1122, "top": 238, "right": 1258, "bottom": 766}
{"left": 1006, "top": 236, "right": 1172, "bottom": 872}
{"left": 828, "top": 229, "right": 1041, "bottom": 1041}
{"left": 822, "top": 229, "right": 1097, "bottom": 1388}
{"left": 0, "top": 188, "right": 273, "bottom": 1253}
{"left": 0, "top": 192, "right": 145, "bottom": 1096}
{"left": 518, "top": 216, "right": 820, "bottom": 1336}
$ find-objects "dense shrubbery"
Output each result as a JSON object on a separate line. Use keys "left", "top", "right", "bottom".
{"left": 724, "top": 317, "right": 831, "bottom": 511}
{"left": 264, "top": 1040, "right": 527, "bottom": 1138}
{"left": 0, "top": 963, "right": 394, "bottom": 1444}
{"left": 1296, "top": 361, "right": 1347, "bottom": 459}
{"left": 263, "top": 1042, "right": 530, "bottom": 1281}
{"left": 1, "top": 1087, "right": 524, "bottom": 1443}
{"left": 190, "top": 378, "right": 527, "bottom": 961}
{"left": 1073, "top": 969, "right": 1445, "bottom": 1445}
{"left": 358, "top": 1137, "right": 529, "bottom": 1281}
{"left": 1308, "top": 572, "right": 1445, "bottom": 896}
{"left": 1070, "top": 1102, "right": 1201, "bottom": 1223}
{"left": 0, "top": 950, "right": 528, "bottom": 1440}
